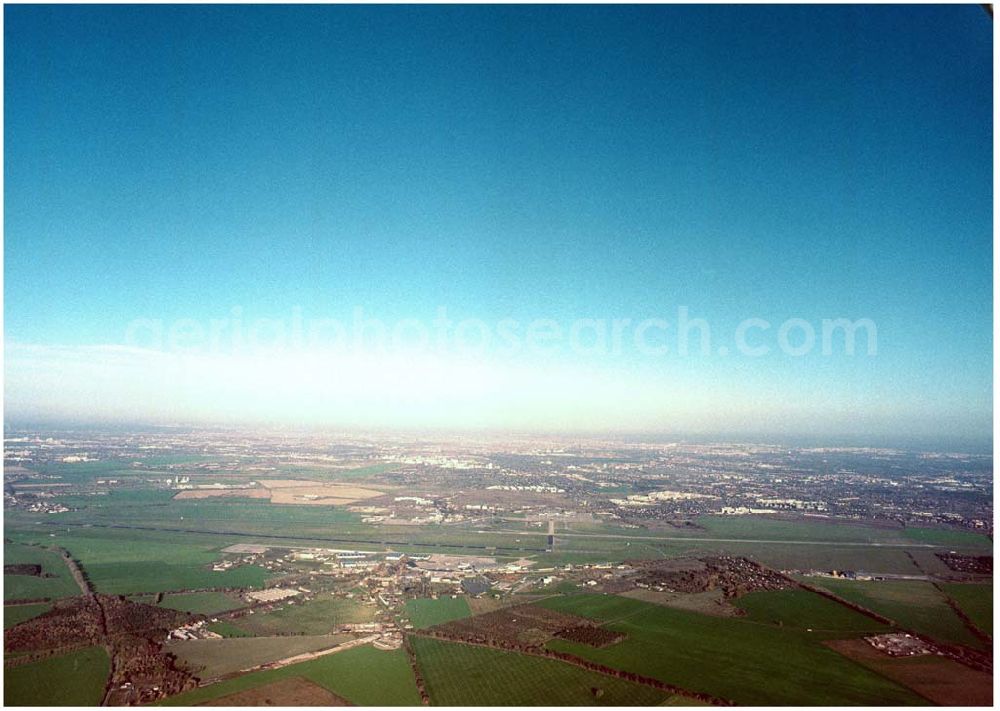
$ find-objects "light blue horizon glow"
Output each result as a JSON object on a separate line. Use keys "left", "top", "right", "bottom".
{"left": 4, "top": 5, "right": 993, "bottom": 445}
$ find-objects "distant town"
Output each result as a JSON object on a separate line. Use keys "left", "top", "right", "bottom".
{"left": 5, "top": 429, "right": 991, "bottom": 533}
{"left": 3, "top": 428, "right": 993, "bottom": 705}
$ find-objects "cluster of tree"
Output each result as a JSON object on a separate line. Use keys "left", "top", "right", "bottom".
{"left": 402, "top": 634, "right": 431, "bottom": 705}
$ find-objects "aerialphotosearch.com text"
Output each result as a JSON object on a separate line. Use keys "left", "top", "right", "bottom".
{"left": 124, "top": 306, "right": 878, "bottom": 359}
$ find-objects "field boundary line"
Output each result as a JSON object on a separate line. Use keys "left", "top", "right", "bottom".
{"left": 411, "top": 630, "right": 735, "bottom": 706}
{"left": 799, "top": 582, "right": 993, "bottom": 674}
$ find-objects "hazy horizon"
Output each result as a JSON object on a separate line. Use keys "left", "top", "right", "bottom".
{"left": 3, "top": 417, "right": 992, "bottom": 455}
{"left": 4, "top": 5, "right": 992, "bottom": 440}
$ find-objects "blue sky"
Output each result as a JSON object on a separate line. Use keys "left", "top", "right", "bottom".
{"left": 4, "top": 5, "right": 993, "bottom": 443}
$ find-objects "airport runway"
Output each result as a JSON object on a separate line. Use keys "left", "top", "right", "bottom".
{"left": 41, "top": 520, "right": 550, "bottom": 553}
{"left": 481, "top": 528, "right": 942, "bottom": 548}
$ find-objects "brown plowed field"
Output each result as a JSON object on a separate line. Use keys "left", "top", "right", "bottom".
{"left": 826, "top": 638, "right": 992, "bottom": 706}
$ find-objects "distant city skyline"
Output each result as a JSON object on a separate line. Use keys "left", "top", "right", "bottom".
{"left": 4, "top": 5, "right": 993, "bottom": 441}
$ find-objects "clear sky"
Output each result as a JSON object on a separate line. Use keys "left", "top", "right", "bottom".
{"left": 4, "top": 4, "right": 993, "bottom": 445}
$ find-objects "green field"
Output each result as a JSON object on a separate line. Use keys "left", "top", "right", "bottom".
{"left": 901, "top": 527, "right": 993, "bottom": 549}
{"left": 809, "top": 578, "right": 984, "bottom": 649}
{"left": 207, "top": 620, "right": 255, "bottom": 637}
{"left": 696, "top": 516, "right": 906, "bottom": 544}
{"left": 24, "top": 459, "right": 135, "bottom": 481}
{"left": 168, "top": 634, "right": 353, "bottom": 678}
{"left": 405, "top": 596, "right": 472, "bottom": 629}
{"left": 542, "top": 579, "right": 582, "bottom": 594}
{"left": 538, "top": 594, "right": 923, "bottom": 706}
{"left": 521, "top": 515, "right": 946, "bottom": 573}
{"left": 6, "top": 532, "right": 272, "bottom": 595}
{"left": 10, "top": 499, "right": 974, "bottom": 578}
{"left": 733, "top": 589, "right": 889, "bottom": 633}
{"left": 4, "top": 602, "right": 52, "bottom": 629}
{"left": 159, "top": 644, "right": 420, "bottom": 705}
{"left": 324, "top": 463, "right": 401, "bottom": 480}
{"left": 941, "top": 582, "right": 992, "bottom": 636}
{"left": 4, "top": 514, "right": 525, "bottom": 572}
{"left": 3, "top": 646, "right": 110, "bottom": 706}
{"left": 720, "top": 542, "right": 927, "bottom": 576}
{"left": 412, "top": 635, "right": 672, "bottom": 705}
{"left": 33, "top": 496, "right": 363, "bottom": 532}
{"left": 542, "top": 540, "right": 940, "bottom": 575}
{"left": 52, "top": 489, "right": 180, "bottom": 510}
{"left": 159, "top": 591, "right": 246, "bottom": 615}
{"left": 239, "top": 594, "right": 376, "bottom": 635}
{"left": 4, "top": 542, "right": 83, "bottom": 601}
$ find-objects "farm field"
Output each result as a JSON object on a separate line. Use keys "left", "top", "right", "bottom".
{"left": 174, "top": 488, "right": 271, "bottom": 501}
{"left": 5, "top": 432, "right": 992, "bottom": 706}
{"left": 552, "top": 516, "right": 993, "bottom": 574}
{"left": 42, "top": 489, "right": 180, "bottom": 510}
{"left": 620, "top": 588, "right": 741, "bottom": 617}
{"left": 334, "top": 463, "right": 401, "bottom": 479}
{"left": 807, "top": 578, "right": 984, "bottom": 649}
{"left": 905, "top": 549, "right": 961, "bottom": 577}
{"left": 158, "top": 591, "right": 246, "bottom": 615}
{"left": 591, "top": 520, "right": 977, "bottom": 571}
{"left": 129, "top": 498, "right": 362, "bottom": 527}
{"left": 19, "top": 458, "right": 138, "bottom": 481}
{"left": 159, "top": 644, "right": 421, "bottom": 706}
{"left": 538, "top": 594, "right": 924, "bottom": 706}
{"left": 826, "top": 638, "right": 993, "bottom": 706}
{"left": 405, "top": 596, "right": 472, "bottom": 629}
{"left": 712, "top": 541, "right": 927, "bottom": 576}
{"left": 276, "top": 462, "right": 400, "bottom": 481}
{"left": 732, "top": 588, "right": 889, "bottom": 633}
{"left": 538, "top": 578, "right": 582, "bottom": 594}
{"left": 12, "top": 498, "right": 366, "bottom": 539}
{"left": 262, "top": 482, "right": 383, "bottom": 506}
{"left": 4, "top": 542, "right": 82, "bottom": 601}
{"left": 238, "top": 594, "right": 376, "bottom": 636}
{"left": 901, "top": 527, "right": 993, "bottom": 550}
{"left": 207, "top": 620, "right": 255, "bottom": 637}
{"left": 167, "top": 633, "right": 353, "bottom": 678}
{"left": 10, "top": 500, "right": 960, "bottom": 576}
{"left": 5, "top": 507, "right": 536, "bottom": 562}
{"left": 5, "top": 531, "right": 272, "bottom": 595}
{"left": 3, "top": 602, "right": 53, "bottom": 628}
{"left": 695, "top": 515, "right": 908, "bottom": 544}
{"left": 411, "top": 636, "right": 672, "bottom": 706}
{"left": 940, "top": 582, "right": 993, "bottom": 636}
{"left": 3, "top": 645, "right": 111, "bottom": 706}
{"left": 200, "top": 676, "right": 350, "bottom": 705}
